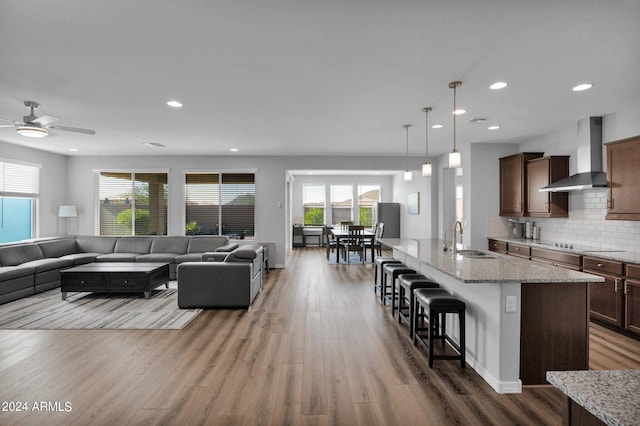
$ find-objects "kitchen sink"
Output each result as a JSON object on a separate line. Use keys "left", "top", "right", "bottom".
{"left": 456, "top": 249, "right": 496, "bottom": 259}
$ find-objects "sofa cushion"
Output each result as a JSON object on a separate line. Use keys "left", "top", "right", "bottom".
{"left": 114, "top": 237, "right": 153, "bottom": 254}
{"left": 0, "top": 265, "right": 36, "bottom": 281}
{"left": 60, "top": 253, "right": 98, "bottom": 265}
{"left": 21, "top": 257, "right": 74, "bottom": 273}
{"left": 76, "top": 236, "right": 118, "bottom": 254}
{"left": 37, "top": 238, "right": 77, "bottom": 258}
{"left": 174, "top": 253, "right": 204, "bottom": 264}
{"left": 186, "top": 236, "right": 229, "bottom": 253}
{"left": 135, "top": 253, "right": 178, "bottom": 263}
{"left": 150, "top": 237, "right": 189, "bottom": 254}
{"left": 96, "top": 253, "right": 140, "bottom": 262}
{"left": 0, "top": 244, "right": 44, "bottom": 266}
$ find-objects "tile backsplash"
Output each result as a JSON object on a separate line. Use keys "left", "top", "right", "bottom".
{"left": 491, "top": 189, "right": 640, "bottom": 253}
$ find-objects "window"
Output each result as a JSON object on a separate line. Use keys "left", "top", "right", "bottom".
{"left": 331, "top": 185, "right": 352, "bottom": 225}
{"left": 185, "top": 172, "right": 255, "bottom": 239}
{"left": 358, "top": 185, "right": 380, "bottom": 227}
{"left": 0, "top": 159, "right": 39, "bottom": 243}
{"left": 97, "top": 171, "right": 168, "bottom": 236}
{"left": 303, "top": 184, "right": 325, "bottom": 225}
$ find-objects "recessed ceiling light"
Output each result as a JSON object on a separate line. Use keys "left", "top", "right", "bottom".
{"left": 230, "top": 148, "right": 239, "bottom": 152}
{"left": 166, "top": 100, "right": 183, "bottom": 108}
{"left": 488, "top": 125, "right": 501, "bottom": 130}
{"left": 69, "top": 148, "right": 79, "bottom": 152}
{"left": 453, "top": 109, "right": 466, "bottom": 115}
{"left": 432, "top": 124, "right": 444, "bottom": 129}
{"left": 572, "top": 83, "right": 593, "bottom": 92}
{"left": 489, "top": 82, "right": 508, "bottom": 90}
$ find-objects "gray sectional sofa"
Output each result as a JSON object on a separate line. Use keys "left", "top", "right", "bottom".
{"left": 177, "top": 244, "right": 264, "bottom": 309}
{"left": 0, "top": 235, "right": 234, "bottom": 305}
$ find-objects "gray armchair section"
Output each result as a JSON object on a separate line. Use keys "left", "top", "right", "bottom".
{"left": 177, "top": 244, "right": 263, "bottom": 309}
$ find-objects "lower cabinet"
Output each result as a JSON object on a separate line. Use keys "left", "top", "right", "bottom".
{"left": 625, "top": 265, "right": 640, "bottom": 336}
{"left": 584, "top": 256, "right": 624, "bottom": 328}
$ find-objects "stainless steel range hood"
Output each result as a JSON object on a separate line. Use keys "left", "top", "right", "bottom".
{"left": 540, "top": 117, "right": 606, "bottom": 192}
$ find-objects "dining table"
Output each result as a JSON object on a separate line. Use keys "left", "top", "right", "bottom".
{"left": 329, "top": 228, "right": 377, "bottom": 264}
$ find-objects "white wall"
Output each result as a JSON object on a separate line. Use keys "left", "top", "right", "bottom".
{"left": 391, "top": 165, "right": 438, "bottom": 239}
{"left": 0, "top": 141, "right": 68, "bottom": 238}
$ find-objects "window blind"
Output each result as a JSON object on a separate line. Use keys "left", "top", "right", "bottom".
{"left": 0, "top": 160, "right": 40, "bottom": 197}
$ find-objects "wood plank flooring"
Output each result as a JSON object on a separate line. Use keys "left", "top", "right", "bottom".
{"left": 1, "top": 247, "right": 639, "bottom": 425}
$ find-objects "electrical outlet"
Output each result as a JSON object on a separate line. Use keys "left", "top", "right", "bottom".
{"left": 505, "top": 295, "right": 517, "bottom": 313}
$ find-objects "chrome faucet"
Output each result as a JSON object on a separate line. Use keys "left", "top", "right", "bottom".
{"left": 452, "top": 220, "right": 463, "bottom": 254}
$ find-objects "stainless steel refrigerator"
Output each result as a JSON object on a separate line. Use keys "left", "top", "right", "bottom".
{"left": 372, "top": 202, "right": 400, "bottom": 238}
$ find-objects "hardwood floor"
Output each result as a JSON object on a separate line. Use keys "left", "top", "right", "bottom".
{"left": 1, "top": 247, "right": 639, "bottom": 425}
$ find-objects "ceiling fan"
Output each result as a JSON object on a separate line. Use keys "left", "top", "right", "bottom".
{"left": 0, "top": 100, "right": 96, "bottom": 138}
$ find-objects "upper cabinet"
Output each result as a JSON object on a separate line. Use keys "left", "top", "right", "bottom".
{"left": 499, "top": 152, "right": 543, "bottom": 217}
{"left": 606, "top": 136, "right": 640, "bottom": 220}
{"left": 527, "top": 156, "right": 569, "bottom": 218}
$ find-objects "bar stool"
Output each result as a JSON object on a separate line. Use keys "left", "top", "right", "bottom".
{"left": 392, "top": 273, "right": 427, "bottom": 317}
{"left": 382, "top": 263, "right": 416, "bottom": 306}
{"left": 397, "top": 274, "right": 440, "bottom": 338}
{"left": 413, "top": 288, "right": 466, "bottom": 368}
{"left": 373, "top": 256, "right": 401, "bottom": 296}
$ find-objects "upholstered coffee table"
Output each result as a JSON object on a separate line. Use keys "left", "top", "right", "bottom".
{"left": 61, "top": 262, "right": 170, "bottom": 300}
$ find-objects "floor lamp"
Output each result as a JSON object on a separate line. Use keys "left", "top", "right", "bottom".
{"left": 58, "top": 205, "right": 77, "bottom": 236}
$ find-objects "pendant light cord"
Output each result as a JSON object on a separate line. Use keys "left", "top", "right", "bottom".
{"left": 422, "top": 107, "right": 431, "bottom": 162}
{"left": 449, "top": 81, "right": 462, "bottom": 152}
{"left": 403, "top": 124, "right": 411, "bottom": 170}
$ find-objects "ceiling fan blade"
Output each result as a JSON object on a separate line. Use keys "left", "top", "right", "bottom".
{"left": 33, "top": 114, "right": 59, "bottom": 125}
{"left": 0, "top": 124, "right": 16, "bottom": 128}
{"left": 47, "top": 124, "right": 96, "bottom": 135}
{"left": 0, "top": 117, "right": 16, "bottom": 123}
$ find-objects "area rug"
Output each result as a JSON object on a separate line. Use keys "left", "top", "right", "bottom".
{"left": 0, "top": 282, "right": 201, "bottom": 330}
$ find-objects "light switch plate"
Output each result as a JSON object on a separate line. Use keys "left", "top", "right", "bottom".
{"left": 505, "top": 295, "right": 517, "bottom": 313}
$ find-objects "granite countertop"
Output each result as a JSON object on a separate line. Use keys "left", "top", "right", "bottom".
{"left": 547, "top": 370, "right": 640, "bottom": 426}
{"left": 380, "top": 238, "right": 604, "bottom": 284}
{"left": 489, "top": 236, "right": 640, "bottom": 265}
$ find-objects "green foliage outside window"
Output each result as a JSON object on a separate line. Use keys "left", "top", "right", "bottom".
{"left": 304, "top": 207, "right": 324, "bottom": 225}
{"left": 117, "top": 209, "right": 150, "bottom": 234}
{"left": 359, "top": 207, "right": 372, "bottom": 227}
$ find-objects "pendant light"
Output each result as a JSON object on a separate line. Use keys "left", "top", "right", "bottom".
{"left": 421, "top": 107, "right": 432, "bottom": 176}
{"left": 403, "top": 124, "right": 413, "bottom": 182}
{"left": 448, "top": 81, "right": 462, "bottom": 168}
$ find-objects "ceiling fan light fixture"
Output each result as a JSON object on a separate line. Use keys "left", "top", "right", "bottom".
{"left": 17, "top": 125, "right": 48, "bottom": 138}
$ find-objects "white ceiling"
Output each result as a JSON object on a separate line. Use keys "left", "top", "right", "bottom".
{"left": 0, "top": 0, "right": 639, "bottom": 158}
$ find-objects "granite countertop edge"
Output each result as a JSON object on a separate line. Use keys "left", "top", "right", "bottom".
{"left": 546, "top": 370, "right": 640, "bottom": 426}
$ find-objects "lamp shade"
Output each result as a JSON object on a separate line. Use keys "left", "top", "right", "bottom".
{"left": 58, "top": 205, "right": 77, "bottom": 218}
{"left": 422, "top": 162, "right": 432, "bottom": 177}
{"left": 449, "top": 151, "right": 461, "bottom": 168}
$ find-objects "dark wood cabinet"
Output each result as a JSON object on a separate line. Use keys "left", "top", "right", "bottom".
{"left": 487, "top": 239, "right": 507, "bottom": 254}
{"left": 499, "top": 152, "right": 544, "bottom": 217}
{"left": 527, "top": 156, "right": 569, "bottom": 218}
{"left": 583, "top": 256, "right": 624, "bottom": 328}
{"left": 624, "top": 264, "right": 640, "bottom": 336}
{"left": 507, "top": 242, "right": 530, "bottom": 259}
{"left": 606, "top": 136, "right": 640, "bottom": 220}
{"left": 530, "top": 246, "right": 581, "bottom": 271}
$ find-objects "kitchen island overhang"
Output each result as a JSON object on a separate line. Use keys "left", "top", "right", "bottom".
{"left": 381, "top": 238, "right": 604, "bottom": 394}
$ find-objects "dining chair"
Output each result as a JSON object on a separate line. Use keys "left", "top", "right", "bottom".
{"left": 339, "top": 225, "right": 365, "bottom": 264}
{"left": 365, "top": 222, "right": 385, "bottom": 258}
{"left": 323, "top": 226, "right": 337, "bottom": 261}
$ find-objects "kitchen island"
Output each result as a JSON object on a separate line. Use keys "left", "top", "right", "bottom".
{"left": 380, "top": 238, "right": 604, "bottom": 394}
